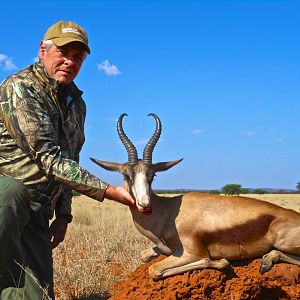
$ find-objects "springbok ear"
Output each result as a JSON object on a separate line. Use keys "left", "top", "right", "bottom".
{"left": 90, "top": 157, "right": 122, "bottom": 172}
{"left": 153, "top": 158, "right": 183, "bottom": 173}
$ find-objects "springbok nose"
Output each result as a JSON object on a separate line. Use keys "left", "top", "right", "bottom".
{"left": 136, "top": 195, "right": 151, "bottom": 208}
{"left": 137, "top": 197, "right": 151, "bottom": 209}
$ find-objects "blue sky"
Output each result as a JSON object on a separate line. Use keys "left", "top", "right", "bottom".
{"left": 1, "top": 0, "right": 299, "bottom": 190}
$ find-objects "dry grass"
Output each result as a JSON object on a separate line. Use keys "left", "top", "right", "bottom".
{"left": 244, "top": 193, "right": 300, "bottom": 212}
{"left": 53, "top": 196, "right": 150, "bottom": 300}
{"left": 53, "top": 193, "right": 300, "bottom": 299}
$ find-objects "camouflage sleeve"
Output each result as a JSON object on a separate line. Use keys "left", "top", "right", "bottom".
{"left": 1, "top": 79, "right": 108, "bottom": 201}
{"left": 55, "top": 143, "right": 83, "bottom": 221}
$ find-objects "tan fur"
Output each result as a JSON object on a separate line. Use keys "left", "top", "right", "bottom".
{"left": 92, "top": 159, "right": 300, "bottom": 280}
{"left": 133, "top": 191, "right": 300, "bottom": 280}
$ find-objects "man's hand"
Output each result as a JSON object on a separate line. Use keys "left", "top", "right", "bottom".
{"left": 104, "top": 185, "right": 135, "bottom": 207}
{"left": 49, "top": 217, "right": 68, "bottom": 249}
{"left": 104, "top": 186, "right": 152, "bottom": 215}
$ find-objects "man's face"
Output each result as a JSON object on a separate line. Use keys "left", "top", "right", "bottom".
{"left": 39, "top": 42, "right": 87, "bottom": 85}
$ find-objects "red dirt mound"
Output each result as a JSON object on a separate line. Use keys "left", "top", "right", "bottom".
{"left": 110, "top": 256, "right": 300, "bottom": 300}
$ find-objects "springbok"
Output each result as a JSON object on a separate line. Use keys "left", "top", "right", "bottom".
{"left": 91, "top": 113, "right": 300, "bottom": 280}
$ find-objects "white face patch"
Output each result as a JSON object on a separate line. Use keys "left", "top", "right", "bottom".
{"left": 132, "top": 172, "right": 150, "bottom": 208}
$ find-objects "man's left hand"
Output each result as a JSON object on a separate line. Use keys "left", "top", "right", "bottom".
{"left": 49, "top": 217, "right": 68, "bottom": 249}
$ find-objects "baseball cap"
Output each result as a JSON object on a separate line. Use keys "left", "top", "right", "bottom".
{"left": 43, "top": 21, "right": 90, "bottom": 54}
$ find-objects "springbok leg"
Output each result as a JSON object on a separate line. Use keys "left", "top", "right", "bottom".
{"left": 260, "top": 249, "right": 300, "bottom": 274}
{"left": 149, "top": 253, "right": 230, "bottom": 280}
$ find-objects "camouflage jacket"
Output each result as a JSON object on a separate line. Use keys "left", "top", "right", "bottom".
{"left": 0, "top": 62, "right": 108, "bottom": 221}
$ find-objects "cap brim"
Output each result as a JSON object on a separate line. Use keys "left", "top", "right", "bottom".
{"left": 51, "top": 36, "right": 91, "bottom": 54}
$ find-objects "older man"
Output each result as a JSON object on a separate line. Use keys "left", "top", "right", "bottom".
{"left": 0, "top": 21, "right": 136, "bottom": 299}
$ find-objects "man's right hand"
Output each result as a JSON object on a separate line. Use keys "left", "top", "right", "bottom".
{"left": 104, "top": 185, "right": 135, "bottom": 207}
{"left": 104, "top": 185, "right": 152, "bottom": 215}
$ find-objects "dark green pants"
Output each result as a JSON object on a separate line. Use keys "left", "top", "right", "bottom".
{"left": 0, "top": 175, "right": 54, "bottom": 299}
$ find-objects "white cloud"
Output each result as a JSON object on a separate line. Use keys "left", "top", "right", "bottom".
{"left": 0, "top": 53, "right": 17, "bottom": 71}
{"left": 32, "top": 56, "right": 39, "bottom": 63}
{"left": 240, "top": 130, "right": 256, "bottom": 137}
{"left": 97, "top": 59, "right": 121, "bottom": 76}
{"left": 191, "top": 129, "right": 204, "bottom": 135}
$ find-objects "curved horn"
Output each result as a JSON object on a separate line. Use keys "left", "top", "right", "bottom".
{"left": 143, "top": 113, "right": 162, "bottom": 165}
{"left": 117, "top": 113, "right": 138, "bottom": 165}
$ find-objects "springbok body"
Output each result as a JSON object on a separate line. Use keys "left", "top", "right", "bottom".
{"left": 91, "top": 114, "right": 300, "bottom": 280}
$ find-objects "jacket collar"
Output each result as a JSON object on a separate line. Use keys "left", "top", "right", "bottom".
{"left": 32, "top": 61, "right": 83, "bottom": 98}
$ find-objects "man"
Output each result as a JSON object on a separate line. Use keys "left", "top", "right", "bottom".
{"left": 0, "top": 21, "right": 138, "bottom": 299}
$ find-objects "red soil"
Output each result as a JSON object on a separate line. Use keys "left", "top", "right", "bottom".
{"left": 110, "top": 256, "right": 300, "bottom": 300}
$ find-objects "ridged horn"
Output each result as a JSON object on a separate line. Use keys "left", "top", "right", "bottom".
{"left": 143, "top": 113, "right": 162, "bottom": 165}
{"left": 117, "top": 113, "right": 138, "bottom": 165}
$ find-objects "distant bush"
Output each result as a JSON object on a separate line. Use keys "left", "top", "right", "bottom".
{"left": 208, "top": 190, "right": 220, "bottom": 194}
{"left": 222, "top": 184, "right": 243, "bottom": 196}
{"left": 240, "top": 188, "right": 249, "bottom": 194}
{"left": 276, "top": 189, "right": 288, "bottom": 194}
{"left": 253, "top": 189, "right": 267, "bottom": 195}
{"left": 154, "top": 189, "right": 197, "bottom": 194}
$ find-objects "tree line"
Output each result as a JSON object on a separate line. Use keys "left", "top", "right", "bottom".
{"left": 155, "top": 182, "right": 300, "bottom": 196}
{"left": 73, "top": 182, "right": 300, "bottom": 197}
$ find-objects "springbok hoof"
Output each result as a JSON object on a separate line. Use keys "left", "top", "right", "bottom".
{"left": 260, "top": 264, "right": 271, "bottom": 274}
{"left": 148, "top": 265, "right": 163, "bottom": 281}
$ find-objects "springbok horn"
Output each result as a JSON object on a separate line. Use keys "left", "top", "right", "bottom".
{"left": 143, "top": 113, "right": 162, "bottom": 165}
{"left": 117, "top": 113, "right": 138, "bottom": 165}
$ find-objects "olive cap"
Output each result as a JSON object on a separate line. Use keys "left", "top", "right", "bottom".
{"left": 43, "top": 21, "right": 90, "bottom": 54}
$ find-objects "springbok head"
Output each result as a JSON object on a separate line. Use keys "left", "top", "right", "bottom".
{"left": 90, "top": 113, "right": 183, "bottom": 211}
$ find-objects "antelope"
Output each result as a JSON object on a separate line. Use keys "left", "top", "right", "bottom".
{"left": 91, "top": 113, "right": 300, "bottom": 280}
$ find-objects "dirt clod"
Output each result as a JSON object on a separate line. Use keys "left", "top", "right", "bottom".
{"left": 110, "top": 256, "right": 300, "bottom": 300}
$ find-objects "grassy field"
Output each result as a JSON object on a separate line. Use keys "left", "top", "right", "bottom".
{"left": 52, "top": 193, "right": 300, "bottom": 299}
{"left": 53, "top": 196, "right": 151, "bottom": 300}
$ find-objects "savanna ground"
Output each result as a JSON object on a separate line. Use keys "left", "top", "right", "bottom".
{"left": 53, "top": 194, "right": 300, "bottom": 300}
